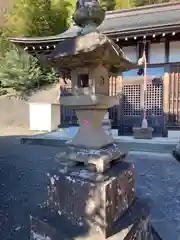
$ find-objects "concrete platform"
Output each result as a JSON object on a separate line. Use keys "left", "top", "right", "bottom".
{"left": 21, "top": 128, "right": 180, "bottom": 153}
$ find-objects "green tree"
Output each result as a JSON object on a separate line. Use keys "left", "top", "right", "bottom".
{"left": 100, "top": 0, "right": 134, "bottom": 10}
{"left": 100, "top": 0, "right": 116, "bottom": 10}
{"left": 0, "top": 48, "right": 57, "bottom": 96}
{"left": 4, "top": 0, "right": 76, "bottom": 37}
{"left": 115, "top": 0, "right": 135, "bottom": 9}
{"left": 134, "top": 0, "right": 172, "bottom": 7}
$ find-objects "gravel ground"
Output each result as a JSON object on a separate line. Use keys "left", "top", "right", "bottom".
{"left": 0, "top": 135, "right": 179, "bottom": 239}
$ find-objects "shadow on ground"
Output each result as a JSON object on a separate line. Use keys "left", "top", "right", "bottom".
{"left": 0, "top": 135, "right": 67, "bottom": 240}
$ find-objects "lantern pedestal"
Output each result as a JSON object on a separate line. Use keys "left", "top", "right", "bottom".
{"left": 68, "top": 107, "right": 113, "bottom": 149}
{"left": 59, "top": 94, "right": 117, "bottom": 149}
{"left": 58, "top": 95, "right": 126, "bottom": 173}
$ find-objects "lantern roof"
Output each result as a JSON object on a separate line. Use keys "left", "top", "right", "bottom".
{"left": 42, "top": 31, "right": 138, "bottom": 72}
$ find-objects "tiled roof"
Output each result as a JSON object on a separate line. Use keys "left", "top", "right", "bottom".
{"left": 100, "top": 3, "right": 180, "bottom": 36}
{"left": 9, "top": 2, "right": 180, "bottom": 44}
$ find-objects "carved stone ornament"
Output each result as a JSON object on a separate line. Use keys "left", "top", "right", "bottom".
{"left": 72, "top": 0, "right": 105, "bottom": 29}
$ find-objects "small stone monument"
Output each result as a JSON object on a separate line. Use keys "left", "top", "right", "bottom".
{"left": 30, "top": 1, "right": 154, "bottom": 239}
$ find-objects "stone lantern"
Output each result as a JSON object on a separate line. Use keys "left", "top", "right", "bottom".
{"left": 30, "top": 1, "right": 154, "bottom": 239}
{"left": 61, "top": 64, "right": 114, "bottom": 149}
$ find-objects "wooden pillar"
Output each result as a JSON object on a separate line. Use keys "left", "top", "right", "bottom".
{"left": 116, "top": 74, "right": 124, "bottom": 133}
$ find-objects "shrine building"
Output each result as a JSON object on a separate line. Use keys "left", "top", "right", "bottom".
{"left": 9, "top": 2, "right": 180, "bottom": 136}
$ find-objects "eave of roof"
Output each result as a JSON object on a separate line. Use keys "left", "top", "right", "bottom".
{"left": 9, "top": 2, "right": 180, "bottom": 44}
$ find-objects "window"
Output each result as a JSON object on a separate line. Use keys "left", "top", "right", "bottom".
{"left": 123, "top": 46, "right": 137, "bottom": 62}
{"left": 77, "top": 74, "right": 89, "bottom": 88}
{"left": 169, "top": 41, "right": 180, "bottom": 63}
{"left": 149, "top": 42, "right": 165, "bottom": 64}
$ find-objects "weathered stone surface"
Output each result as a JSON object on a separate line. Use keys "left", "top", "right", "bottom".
{"left": 55, "top": 143, "right": 127, "bottom": 173}
{"left": 45, "top": 161, "right": 135, "bottom": 238}
{"left": 45, "top": 32, "right": 138, "bottom": 72}
{"left": 30, "top": 198, "right": 153, "bottom": 240}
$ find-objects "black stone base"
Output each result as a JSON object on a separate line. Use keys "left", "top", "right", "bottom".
{"left": 30, "top": 198, "right": 153, "bottom": 240}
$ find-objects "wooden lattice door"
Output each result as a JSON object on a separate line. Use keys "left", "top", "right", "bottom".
{"left": 120, "top": 79, "right": 165, "bottom": 136}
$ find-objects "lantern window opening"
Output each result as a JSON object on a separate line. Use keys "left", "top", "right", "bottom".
{"left": 77, "top": 74, "right": 89, "bottom": 88}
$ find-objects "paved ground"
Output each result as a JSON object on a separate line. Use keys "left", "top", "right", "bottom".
{"left": 128, "top": 152, "right": 180, "bottom": 240}
{"left": 0, "top": 126, "right": 45, "bottom": 137}
{"left": 0, "top": 135, "right": 179, "bottom": 239}
{"left": 21, "top": 127, "right": 179, "bottom": 153}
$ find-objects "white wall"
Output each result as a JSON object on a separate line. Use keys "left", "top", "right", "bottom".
{"left": 149, "top": 42, "right": 165, "bottom": 64}
{"left": 123, "top": 40, "right": 180, "bottom": 64}
{"left": 169, "top": 41, "right": 180, "bottom": 63}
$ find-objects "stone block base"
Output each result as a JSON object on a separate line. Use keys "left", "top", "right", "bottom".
{"left": 46, "top": 161, "right": 135, "bottom": 238}
{"left": 30, "top": 198, "right": 153, "bottom": 240}
{"left": 133, "top": 127, "right": 153, "bottom": 139}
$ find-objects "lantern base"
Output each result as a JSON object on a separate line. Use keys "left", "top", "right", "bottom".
{"left": 55, "top": 143, "right": 127, "bottom": 173}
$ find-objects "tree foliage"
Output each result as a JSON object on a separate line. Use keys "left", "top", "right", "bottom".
{"left": 0, "top": 48, "right": 57, "bottom": 96}
{"left": 134, "top": 0, "right": 170, "bottom": 6}
{"left": 100, "top": 0, "right": 177, "bottom": 10}
{"left": 4, "top": 0, "right": 76, "bottom": 37}
{"left": 100, "top": 0, "right": 136, "bottom": 10}
{"left": 115, "top": 0, "right": 135, "bottom": 9}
